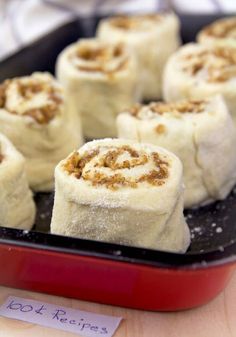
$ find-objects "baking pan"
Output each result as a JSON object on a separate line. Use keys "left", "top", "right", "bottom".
{"left": 0, "top": 14, "right": 235, "bottom": 311}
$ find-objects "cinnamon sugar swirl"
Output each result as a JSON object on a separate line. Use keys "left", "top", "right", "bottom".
{"left": 197, "top": 17, "right": 236, "bottom": 47}
{"left": 163, "top": 43, "right": 236, "bottom": 124}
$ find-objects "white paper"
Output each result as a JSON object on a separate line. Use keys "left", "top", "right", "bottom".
{"left": 0, "top": 296, "right": 122, "bottom": 337}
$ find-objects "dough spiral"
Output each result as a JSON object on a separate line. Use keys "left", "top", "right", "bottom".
{"left": 117, "top": 96, "right": 236, "bottom": 208}
{"left": 97, "top": 13, "right": 180, "bottom": 100}
{"left": 0, "top": 72, "right": 83, "bottom": 191}
{"left": 56, "top": 39, "right": 140, "bottom": 138}
{"left": 163, "top": 43, "right": 236, "bottom": 124}
{"left": 51, "top": 138, "right": 190, "bottom": 253}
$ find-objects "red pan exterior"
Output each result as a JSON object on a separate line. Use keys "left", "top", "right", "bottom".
{"left": 0, "top": 243, "right": 235, "bottom": 311}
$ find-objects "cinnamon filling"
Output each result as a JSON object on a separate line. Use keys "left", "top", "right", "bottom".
{"left": 0, "top": 153, "right": 3, "bottom": 163}
{"left": 182, "top": 47, "right": 236, "bottom": 82}
{"left": 73, "top": 43, "right": 128, "bottom": 74}
{"left": 109, "top": 14, "right": 162, "bottom": 30}
{"left": 64, "top": 145, "right": 169, "bottom": 190}
{"left": 203, "top": 19, "right": 236, "bottom": 39}
{"left": 0, "top": 78, "right": 63, "bottom": 124}
{"left": 78, "top": 44, "right": 123, "bottom": 61}
{"left": 77, "top": 59, "right": 128, "bottom": 74}
{"left": 0, "top": 84, "right": 5, "bottom": 108}
{"left": 129, "top": 100, "right": 206, "bottom": 118}
{"left": 155, "top": 124, "right": 167, "bottom": 134}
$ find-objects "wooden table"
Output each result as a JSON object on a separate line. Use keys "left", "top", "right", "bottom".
{"left": 0, "top": 270, "right": 235, "bottom": 337}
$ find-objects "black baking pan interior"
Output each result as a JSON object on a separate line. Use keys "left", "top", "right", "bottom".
{"left": 0, "top": 14, "right": 236, "bottom": 268}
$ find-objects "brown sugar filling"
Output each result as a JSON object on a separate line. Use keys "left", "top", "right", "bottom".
{"left": 203, "top": 19, "right": 236, "bottom": 38}
{"left": 129, "top": 100, "right": 206, "bottom": 118}
{"left": 78, "top": 44, "right": 123, "bottom": 61}
{"left": 0, "top": 153, "right": 3, "bottom": 163}
{"left": 0, "top": 79, "right": 63, "bottom": 124}
{"left": 109, "top": 14, "right": 162, "bottom": 30}
{"left": 182, "top": 47, "right": 236, "bottom": 82}
{"left": 74, "top": 44, "right": 128, "bottom": 74}
{"left": 63, "top": 145, "right": 169, "bottom": 190}
{"left": 155, "top": 124, "right": 166, "bottom": 134}
{"left": 77, "top": 58, "right": 128, "bottom": 74}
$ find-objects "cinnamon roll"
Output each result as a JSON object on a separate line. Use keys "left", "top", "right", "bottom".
{"left": 97, "top": 13, "right": 180, "bottom": 100}
{"left": 163, "top": 43, "right": 236, "bottom": 124}
{"left": 51, "top": 139, "right": 190, "bottom": 253}
{"left": 0, "top": 72, "right": 83, "bottom": 192}
{"left": 56, "top": 39, "right": 140, "bottom": 139}
{"left": 197, "top": 17, "right": 236, "bottom": 47}
{"left": 0, "top": 133, "right": 35, "bottom": 229}
{"left": 117, "top": 96, "right": 236, "bottom": 208}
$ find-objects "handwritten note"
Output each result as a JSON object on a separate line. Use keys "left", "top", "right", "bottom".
{"left": 0, "top": 296, "right": 122, "bottom": 337}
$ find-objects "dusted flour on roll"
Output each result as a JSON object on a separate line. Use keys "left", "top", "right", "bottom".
{"left": 0, "top": 133, "right": 35, "bottom": 229}
{"left": 117, "top": 96, "right": 236, "bottom": 208}
{"left": 97, "top": 13, "right": 180, "bottom": 100}
{"left": 163, "top": 43, "right": 236, "bottom": 124}
{"left": 197, "top": 17, "right": 236, "bottom": 47}
{"left": 0, "top": 72, "right": 83, "bottom": 192}
{"left": 56, "top": 39, "right": 140, "bottom": 139}
{"left": 51, "top": 139, "right": 190, "bottom": 253}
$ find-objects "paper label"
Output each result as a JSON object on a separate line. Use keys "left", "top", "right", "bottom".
{"left": 0, "top": 296, "right": 122, "bottom": 337}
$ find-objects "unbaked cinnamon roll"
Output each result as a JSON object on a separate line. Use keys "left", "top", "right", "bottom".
{"left": 51, "top": 138, "right": 190, "bottom": 253}
{"left": 0, "top": 72, "right": 83, "bottom": 192}
{"left": 197, "top": 17, "right": 236, "bottom": 47}
{"left": 56, "top": 39, "right": 140, "bottom": 139}
{"left": 117, "top": 96, "right": 236, "bottom": 208}
{"left": 163, "top": 43, "right": 236, "bottom": 124}
{"left": 0, "top": 133, "right": 35, "bottom": 229}
{"left": 97, "top": 13, "right": 180, "bottom": 100}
